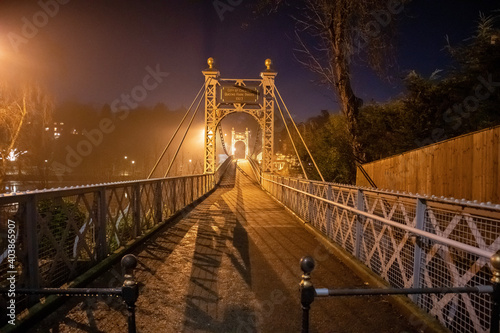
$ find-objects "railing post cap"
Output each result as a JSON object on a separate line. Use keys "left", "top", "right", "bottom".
{"left": 300, "top": 256, "right": 315, "bottom": 274}
{"left": 121, "top": 254, "right": 138, "bottom": 270}
{"left": 491, "top": 250, "right": 500, "bottom": 284}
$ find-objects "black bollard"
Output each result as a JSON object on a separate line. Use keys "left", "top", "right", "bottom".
{"left": 121, "top": 254, "right": 139, "bottom": 333}
{"left": 300, "top": 256, "right": 316, "bottom": 333}
{"left": 491, "top": 251, "right": 500, "bottom": 333}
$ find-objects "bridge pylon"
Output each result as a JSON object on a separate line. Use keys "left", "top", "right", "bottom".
{"left": 202, "top": 58, "right": 276, "bottom": 174}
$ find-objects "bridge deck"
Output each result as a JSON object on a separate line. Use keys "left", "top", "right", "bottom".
{"left": 33, "top": 160, "right": 420, "bottom": 332}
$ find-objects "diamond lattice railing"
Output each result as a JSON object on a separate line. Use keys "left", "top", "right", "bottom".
{"left": 261, "top": 174, "right": 500, "bottom": 333}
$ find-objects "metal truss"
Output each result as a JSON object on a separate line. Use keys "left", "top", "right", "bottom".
{"left": 202, "top": 59, "right": 276, "bottom": 174}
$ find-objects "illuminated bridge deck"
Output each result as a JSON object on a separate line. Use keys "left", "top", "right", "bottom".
{"left": 33, "top": 160, "right": 422, "bottom": 333}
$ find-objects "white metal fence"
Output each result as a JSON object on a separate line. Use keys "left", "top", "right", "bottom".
{"left": 261, "top": 173, "right": 500, "bottom": 333}
{"left": 0, "top": 157, "right": 231, "bottom": 326}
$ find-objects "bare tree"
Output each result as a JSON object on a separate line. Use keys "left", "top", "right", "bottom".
{"left": 0, "top": 83, "right": 53, "bottom": 185}
{"left": 261, "top": 0, "right": 404, "bottom": 162}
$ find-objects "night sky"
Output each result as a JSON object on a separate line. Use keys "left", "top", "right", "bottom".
{"left": 0, "top": 0, "right": 498, "bottom": 122}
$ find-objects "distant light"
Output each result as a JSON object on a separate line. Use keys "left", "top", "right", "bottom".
{"left": 45, "top": 127, "right": 50, "bottom": 131}
{"left": 189, "top": 159, "right": 192, "bottom": 163}
{"left": 124, "top": 156, "right": 128, "bottom": 159}
{"left": 5, "top": 149, "right": 27, "bottom": 162}
{"left": 44, "top": 160, "right": 48, "bottom": 163}
{"left": 131, "top": 160, "right": 135, "bottom": 164}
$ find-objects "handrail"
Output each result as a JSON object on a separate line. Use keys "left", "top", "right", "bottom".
{"left": 261, "top": 174, "right": 496, "bottom": 259}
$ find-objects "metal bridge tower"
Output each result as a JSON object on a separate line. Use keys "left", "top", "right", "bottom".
{"left": 202, "top": 58, "right": 276, "bottom": 174}
{"left": 231, "top": 127, "right": 249, "bottom": 158}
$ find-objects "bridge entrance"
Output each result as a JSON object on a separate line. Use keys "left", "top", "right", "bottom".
{"left": 231, "top": 127, "right": 249, "bottom": 158}
{"left": 202, "top": 58, "right": 276, "bottom": 174}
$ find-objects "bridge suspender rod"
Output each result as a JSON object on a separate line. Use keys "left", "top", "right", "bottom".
{"left": 275, "top": 86, "right": 325, "bottom": 182}
{"left": 164, "top": 83, "right": 206, "bottom": 178}
{"left": 218, "top": 123, "right": 229, "bottom": 156}
{"left": 147, "top": 78, "right": 209, "bottom": 179}
{"left": 275, "top": 97, "right": 309, "bottom": 180}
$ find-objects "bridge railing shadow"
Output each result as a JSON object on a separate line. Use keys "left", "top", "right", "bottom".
{"left": 0, "top": 157, "right": 233, "bottom": 329}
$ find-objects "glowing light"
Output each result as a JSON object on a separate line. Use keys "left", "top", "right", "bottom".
{"left": 3, "top": 149, "right": 27, "bottom": 162}
{"left": 131, "top": 160, "right": 135, "bottom": 164}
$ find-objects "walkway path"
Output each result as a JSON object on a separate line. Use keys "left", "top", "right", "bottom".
{"left": 32, "top": 160, "right": 422, "bottom": 332}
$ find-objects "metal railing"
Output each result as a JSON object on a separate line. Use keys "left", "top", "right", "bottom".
{"left": 1, "top": 254, "right": 139, "bottom": 333}
{"left": 299, "top": 255, "right": 500, "bottom": 333}
{"left": 261, "top": 173, "right": 500, "bottom": 333}
{"left": 0, "top": 157, "right": 232, "bottom": 327}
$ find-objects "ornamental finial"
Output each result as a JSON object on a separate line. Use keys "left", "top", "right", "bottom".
{"left": 265, "top": 58, "right": 272, "bottom": 71}
{"left": 491, "top": 250, "right": 500, "bottom": 284}
{"left": 207, "top": 57, "right": 215, "bottom": 69}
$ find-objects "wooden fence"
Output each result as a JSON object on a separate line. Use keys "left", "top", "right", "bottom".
{"left": 356, "top": 125, "right": 500, "bottom": 203}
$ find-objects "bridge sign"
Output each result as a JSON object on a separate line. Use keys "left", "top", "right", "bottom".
{"left": 220, "top": 85, "right": 260, "bottom": 104}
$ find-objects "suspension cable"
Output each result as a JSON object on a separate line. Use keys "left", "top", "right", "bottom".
{"left": 147, "top": 78, "right": 209, "bottom": 179}
{"left": 275, "top": 86, "right": 325, "bottom": 182}
{"left": 164, "top": 87, "right": 205, "bottom": 178}
{"left": 275, "top": 97, "right": 309, "bottom": 180}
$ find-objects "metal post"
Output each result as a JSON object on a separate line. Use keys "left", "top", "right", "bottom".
{"left": 355, "top": 189, "right": 364, "bottom": 258}
{"left": 308, "top": 181, "right": 314, "bottom": 223}
{"left": 170, "top": 180, "right": 175, "bottom": 213}
{"left": 154, "top": 181, "right": 162, "bottom": 224}
{"left": 411, "top": 198, "right": 426, "bottom": 303}
{"left": 183, "top": 177, "right": 187, "bottom": 207}
{"left": 121, "top": 254, "right": 139, "bottom": 333}
{"left": 25, "top": 195, "right": 40, "bottom": 305}
{"left": 97, "top": 188, "right": 108, "bottom": 261}
{"left": 132, "top": 185, "right": 141, "bottom": 238}
{"left": 490, "top": 251, "right": 500, "bottom": 333}
{"left": 191, "top": 177, "right": 194, "bottom": 203}
{"left": 326, "top": 184, "right": 332, "bottom": 237}
{"left": 300, "top": 256, "right": 316, "bottom": 333}
{"left": 279, "top": 176, "right": 283, "bottom": 202}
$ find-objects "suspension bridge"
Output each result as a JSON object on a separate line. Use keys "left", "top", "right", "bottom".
{"left": 1, "top": 59, "right": 500, "bottom": 333}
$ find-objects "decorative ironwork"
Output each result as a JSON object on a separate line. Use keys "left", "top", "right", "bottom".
{"left": 202, "top": 58, "right": 276, "bottom": 173}
{"left": 0, "top": 158, "right": 232, "bottom": 325}
{"left": 262, "top": 174, "right": 500, "bottom": 333}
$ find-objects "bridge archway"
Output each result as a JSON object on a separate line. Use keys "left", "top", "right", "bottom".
{"left": 231, "top": 127, "right": 249, "bottom": 158}
{"left": 202, "top": 58, "right": 276, "bottom": 173}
